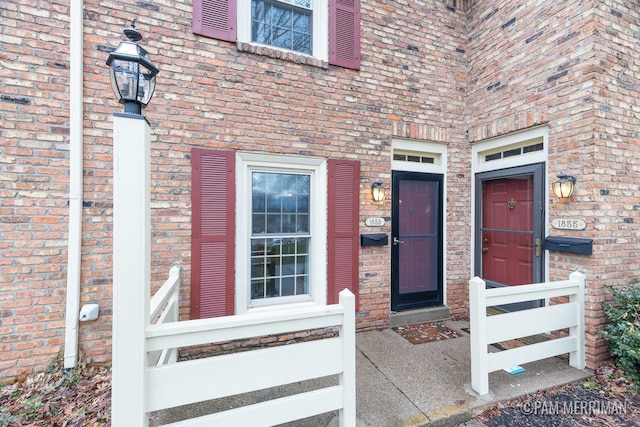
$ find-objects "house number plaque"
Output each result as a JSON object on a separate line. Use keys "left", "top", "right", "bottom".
{"left": 365, "top": 217, "right": 385, "bottom": 227}
{"left": 552, "top": 218, "right": 586, "bottom": 230}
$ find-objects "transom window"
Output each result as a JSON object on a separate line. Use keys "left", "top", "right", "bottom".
{"left": 252, "top": 0, "right": 312, "bottom": 54}
{"left": 250, "top": 172, "right": 311, "bottom": 299}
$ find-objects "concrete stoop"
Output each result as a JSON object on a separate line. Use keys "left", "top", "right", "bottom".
{"left": 390, "top": 306, "right": 451, "bottom": 328}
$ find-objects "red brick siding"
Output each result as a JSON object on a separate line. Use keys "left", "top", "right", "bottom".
{"left": 465, "top": 0, "right": 640, "bottom": 369}
{"left": 4, "top": 0, "right": 636, "bottom": 379}
{"left": 1, "top": 0, "right": 468, "bottom": 379}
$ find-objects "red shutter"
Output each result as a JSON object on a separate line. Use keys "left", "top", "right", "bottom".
{"left": 193, "top": 0, "right": 237, "bottom": 42}
{"left": 327, "top": 159, "right": 360, "bottom": 309}
{"left": 191, "top": 148, "right": 235, "bottom": 319}
{"left": 329, "top": 0, "right": 361, "bottom": 70}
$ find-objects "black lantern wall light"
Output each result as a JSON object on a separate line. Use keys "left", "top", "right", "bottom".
{"left": 552, "top": 172, "right": 577, "bottom": 200}
{"left": 372, "top": 181, "right": 385, "bottom": 203}
{"left": 106, "top": 20, "right": 159, "bottom": 115}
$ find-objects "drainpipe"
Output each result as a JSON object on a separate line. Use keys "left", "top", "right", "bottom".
{"left": 64, "top": 0, "right": 84, "bottom": 369}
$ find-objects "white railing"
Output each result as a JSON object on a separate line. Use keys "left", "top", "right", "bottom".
{"left": 139, "top": 289, "right": 356, "bottom": 427}
{"left": 469, "top": 272, "right": 586, "bottom": 395}
{"left": 148, "top": 265, "right": 181, "bottom": 366}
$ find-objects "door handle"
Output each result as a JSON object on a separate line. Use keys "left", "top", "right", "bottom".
{"left": 535, "top": 238, "right": 541, "bottom": 257}
{"left": 393, "top": 237, "right": 404, "bottom": 245}
{"left": 482, "top": 247, "right": 488, "bottom": 253}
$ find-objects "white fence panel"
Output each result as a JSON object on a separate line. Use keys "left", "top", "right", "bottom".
{"left": 133, "top": 288, "right": 355, "bottom": 426}
{"left": 470, "top": 272, "right": 585, "bottom": 395}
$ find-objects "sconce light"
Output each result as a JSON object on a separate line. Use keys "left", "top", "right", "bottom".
{"left": 552, "top": 172, "right": 577, "bottom": 200}
{"left": 372, "top": 181, "right": 385, "bottom": 202}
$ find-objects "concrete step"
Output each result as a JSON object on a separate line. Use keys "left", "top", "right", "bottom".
{"left": 389, "top": 306, "right": 451, "bottom": 327}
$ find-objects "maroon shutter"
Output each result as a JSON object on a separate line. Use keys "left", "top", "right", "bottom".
{"left": 191, "top": 148, "right": 235, "bottom": 319}
{"left": 329, "top": 0, "right": 361, "bottom": 70}
{"left": 192, "top": 0, "right": 237, "bottom": 42}
{"left": 327, "top": 159, "right": 360, "bottom": 309}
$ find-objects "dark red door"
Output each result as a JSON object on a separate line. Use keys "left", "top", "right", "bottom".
{"left": 391, "top": 172, "right": 443, "bottom": 311}
{"left": 481, "top": 177, "right": 534, "bottom": 286}
{"left": 476, "top": 164, "right": 545, "bottom": 311}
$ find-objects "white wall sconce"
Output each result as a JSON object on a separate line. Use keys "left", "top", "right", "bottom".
{"left": 372, "top": 181, "right": 385, "bottom": 202}
{"left": 552, "top": 172, "right": 577, "bottom": 200}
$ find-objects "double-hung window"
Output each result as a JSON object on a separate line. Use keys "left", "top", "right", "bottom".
{"left": 237, "top": 153, "right": 327, "bottom": 313}
{"left": 193, "top": 0, "right": 360, "bottom": 69}
{"left": 248, "top": 0, "right": 316, "bottom": 56}
{"left": 190, "top": 149, "right": 359, "bottom": 319}
{"left": 250, "top": 171, "right": 311, "bottom": 300}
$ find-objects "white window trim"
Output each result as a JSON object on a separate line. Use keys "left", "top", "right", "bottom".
{"left": 237, "top": 0, "right": 329, "bottom": 62}
{"left": 236, "top": 152, "right": 327, "bottom": 314}
{"left": 471, "top": 126, "right": 548, "bottom": 174}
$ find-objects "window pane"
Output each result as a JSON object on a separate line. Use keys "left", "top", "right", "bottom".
{"left": 281, "top": 214, "right": 294, "bottom": 233}
{"left": 297, "top": 194, "right": 309, "bottom": 213}
{"left": 252, "top": 214, "right": 265, "bottom": 233}
{"left": 267, "top": 214, "right": 282, "bottom": 233}
{"left": 252, "top": 191, "right": 266, "bottom": 213}
{"left": 297, "top": 214, "right": 309, "bottom": 233}
{"left": 252, "top": 279, "right": 265, "bottom": 299}
{"left": 282, "top": 193, "right": 296, "bottom": 213}
{"left": 296, "top": 237, "right": 309, "bottom": 253}
{"left": 281, "top": 277, "right": 295, "bottom": 296}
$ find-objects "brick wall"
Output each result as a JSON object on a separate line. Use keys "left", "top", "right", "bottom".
{"left": 587, "top": 0, "right": 640, "bottom": 365}
{"left": 3, "top": 0, "right": 635, "bottom": 379}
{"left": 465, "top": 0, "right": 640, "bottom": 369}
{"left": 1, "top": 0, "right": 468, "bottom": 380}
{"left": 1, "top": 0, "right": 72, "bottom": 380}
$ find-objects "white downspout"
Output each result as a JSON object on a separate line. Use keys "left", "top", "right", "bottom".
{"left": 64, "top": 0, "right": 84, "bottom": 369}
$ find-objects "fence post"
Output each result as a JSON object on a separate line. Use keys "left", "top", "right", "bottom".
{"left": 338, "top": 289, "right": 356, "bottom": 426}
{"left": 111, "top": 115, "right": 151, "bottom": 426}
{"left": 569, "top": 271, "right": 586, "bottom": 369}
{"left": 469, "top": 276, "right": 489, "bottom": 395}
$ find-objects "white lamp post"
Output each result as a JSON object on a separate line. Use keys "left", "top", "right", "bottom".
{"left": 108, "top": 22, "right": 157, "bottom": 425}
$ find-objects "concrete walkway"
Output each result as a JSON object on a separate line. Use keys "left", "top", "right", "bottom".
{"left": 345, "top": 319, "right": 592, "bottom": 427}
{"left": 153, "top": 318, "right": 593, "bottom": 427}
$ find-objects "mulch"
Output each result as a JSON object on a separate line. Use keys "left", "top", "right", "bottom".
{"left": 466, "top": 362, "right": 640, "bottom": 427}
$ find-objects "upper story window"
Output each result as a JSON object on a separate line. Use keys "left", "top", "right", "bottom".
{"left": 251, "top": 0, "right": 313, "bottom": 55}
{"left": 193, "top": 0, "right": 361, "bottom": 69}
